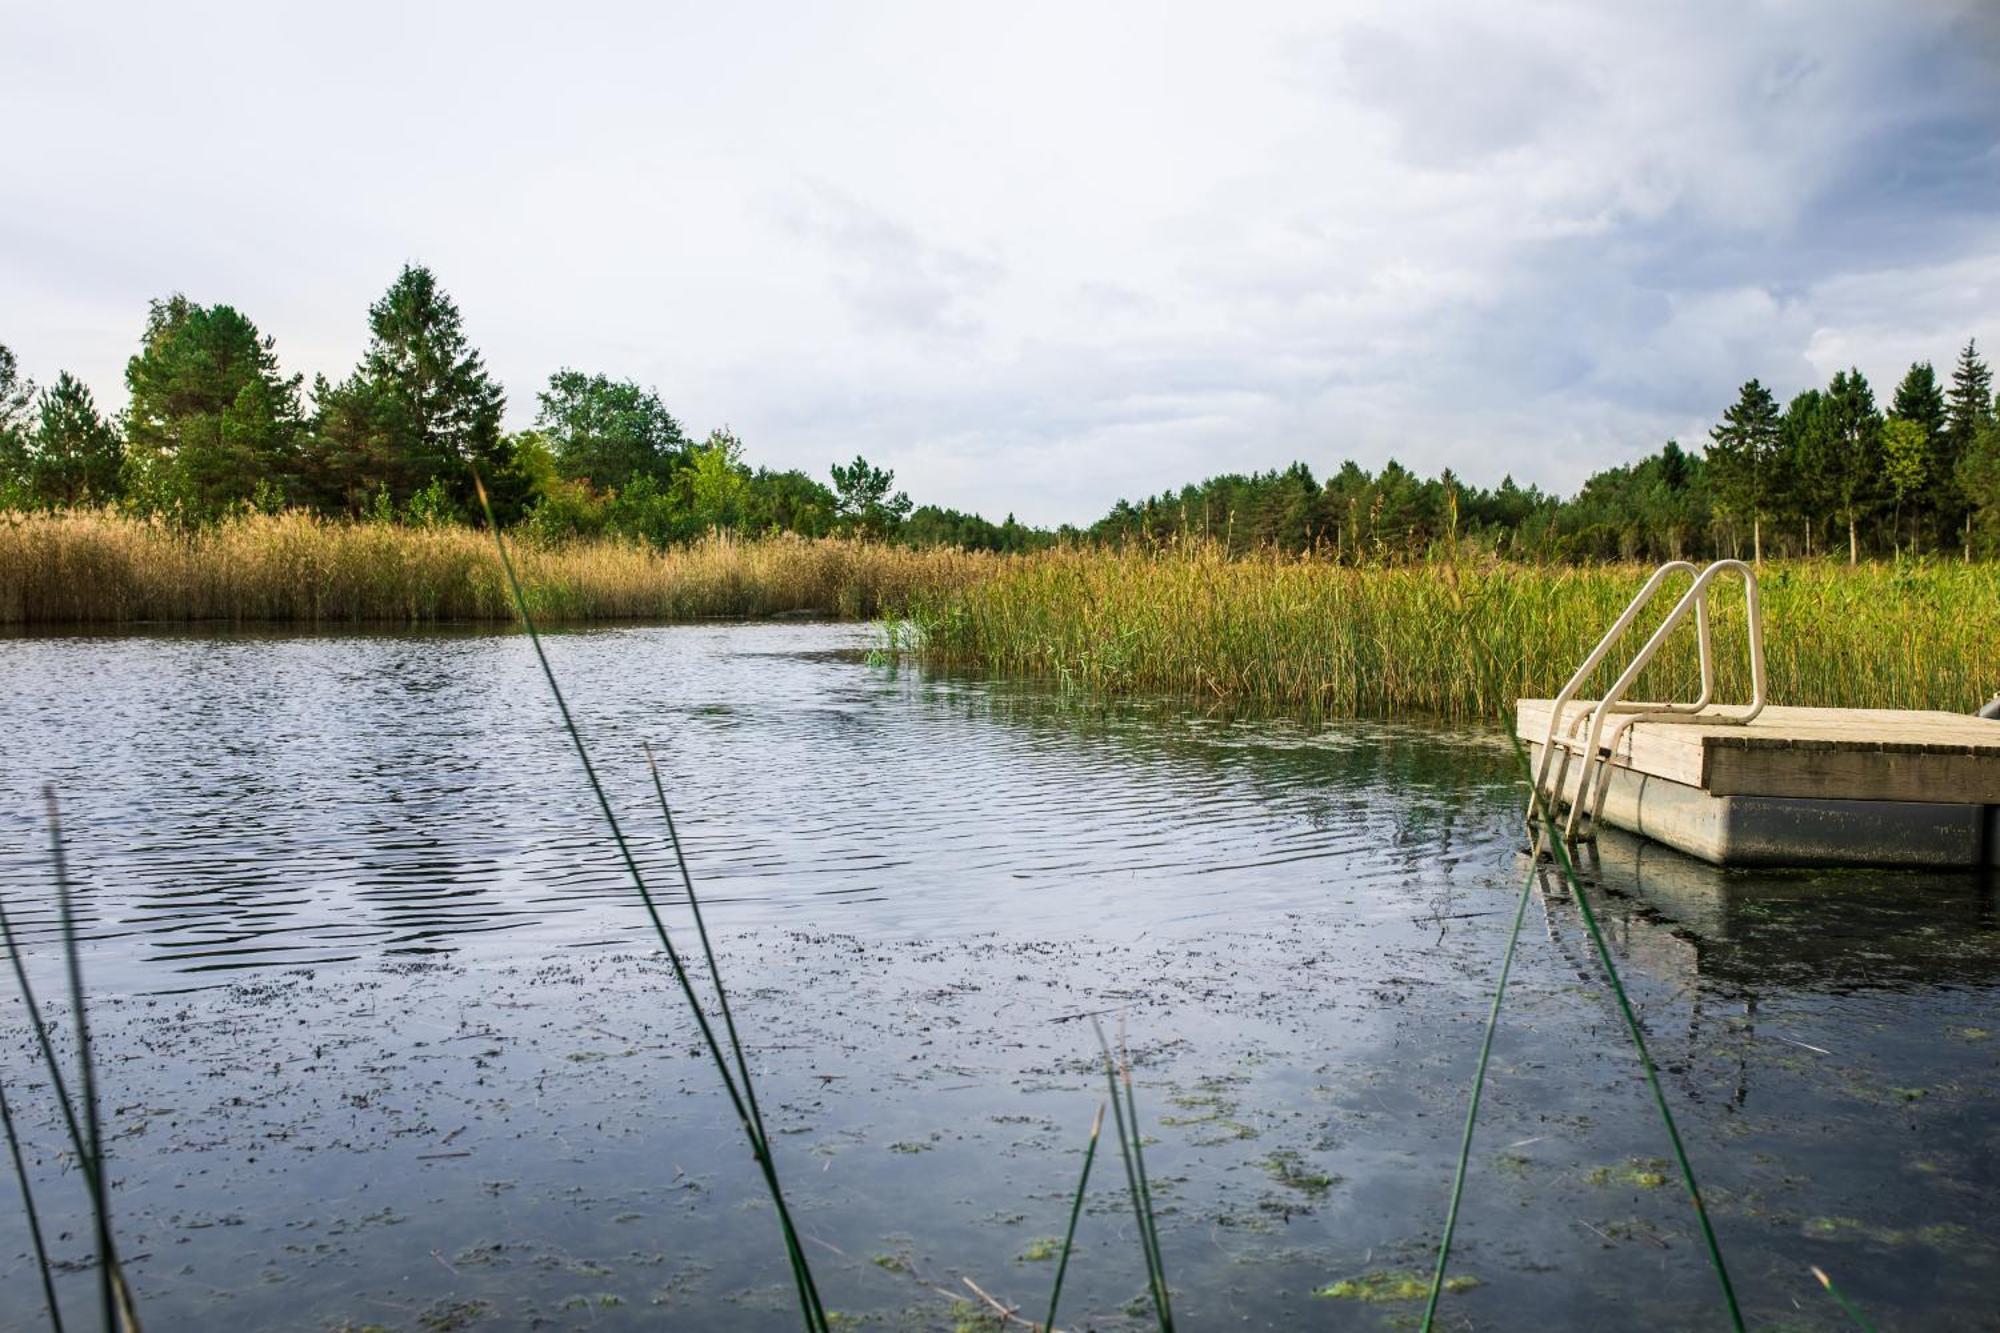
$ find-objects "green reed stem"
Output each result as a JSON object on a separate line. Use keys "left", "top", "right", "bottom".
{"left": 1092, "top": 1020, "right": 1171, "bottom": 1331}
{"left": 0, "top": 894, "right": 93, "bottom": 1189}
{"left": 1530, "top": 752, "right": 1744, "bottom": 1332}
{"left": 642, "top": 745, "right": 822, "bottom": 1318}
{"left": 46, "top": 791, "right": 117, "bottom": 1333}
{"left": 1418, "top": 853, "right": 1538, "bottom": 1332}
{"left": 1811, "top": 1264, "right": 1877, "bottom": 1331}
{"left": 474, "top": 478, "right": 828, "bottom": 1333}
{"left": 1042, "top": 1103, "right": 1103, "bottom": 1333}
{"left": 643, "top": 747, "right": 768, "bottom": 1145}
{"left": 1121, "top": 1046, "right": 1172, "bottom": 1329}
{"left": 0, "top": 1075, "right": 64, "bottom": 1333}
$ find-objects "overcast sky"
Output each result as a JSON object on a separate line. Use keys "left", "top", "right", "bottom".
{"left": 4, "top": 1, "right": 1997, "bottom": 525}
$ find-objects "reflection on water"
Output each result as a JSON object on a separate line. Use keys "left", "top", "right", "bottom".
{"left": 0, "top": 623, "right": 1994, "bottom": 1330}
{"left": 0, "top": 624, "right": 1522, "bottom": 987}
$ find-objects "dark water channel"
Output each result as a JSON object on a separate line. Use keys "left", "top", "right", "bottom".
{"left": 0, "top": 622, "right": 1994, "bottom": 1330}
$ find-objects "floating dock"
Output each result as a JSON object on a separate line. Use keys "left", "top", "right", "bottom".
{"left": 1517, "top": 699, "right": 2000, "bottom": 867}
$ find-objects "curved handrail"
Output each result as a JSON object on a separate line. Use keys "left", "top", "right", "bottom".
{"left": 1563, "top": 560, "right": 1765, "bottom": 841}
{"left": 1527, "top": 561, "right": 1698, "bottom": 829}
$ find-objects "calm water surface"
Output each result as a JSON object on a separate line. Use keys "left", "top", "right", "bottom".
{"left": 0, "top": 622, "right": 1994, "bottom": 1330}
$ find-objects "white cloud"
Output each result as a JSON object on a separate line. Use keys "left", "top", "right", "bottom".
{"left": 1, "top": 0, "right": 1995, "bottom": 524}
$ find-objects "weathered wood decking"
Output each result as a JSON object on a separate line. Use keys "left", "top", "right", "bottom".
{"left": 1515, "top": 699, "right": 2000, "bottom": 866}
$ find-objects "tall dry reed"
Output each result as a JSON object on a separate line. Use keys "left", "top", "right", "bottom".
{"left": 0, "top": 510, "right": 994, "bottom": 625}
{"left": 905, "top": 543, "right": 2000, "bottom": 720}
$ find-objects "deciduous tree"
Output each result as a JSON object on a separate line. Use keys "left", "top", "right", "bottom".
{"left": 534, "top": 370, "right": 689, "bottom": 490}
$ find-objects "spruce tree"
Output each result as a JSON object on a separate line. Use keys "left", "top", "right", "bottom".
{"left": 1823, "top": 369, "right": 1883, "bottom": 563}
{"left": 1777, "top": 389, "right": 1830, "bottom": 556}
{"left": 1944, "top": 340, "right": 1994, "bottom": 555}
{"left": 124, "top": 296, "right": 304, "bottom": 519}
{"left": 1890, "top": 360, "right": 1948, "bottom": 549}
{"left": 1707, "top": 379, "right": 1781, "bottom": 561}
{"left": 313, "top": 265, "right": 521, "bottom": 516}
{"left": 30, "top": 372, "right": 123, "bottom": 505}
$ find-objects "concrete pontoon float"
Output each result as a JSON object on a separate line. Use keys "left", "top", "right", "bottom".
{"left": 1517, "top": 559, "right": 2000, "bottom": 868}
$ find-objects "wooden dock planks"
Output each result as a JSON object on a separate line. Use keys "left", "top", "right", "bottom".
{"left": 1515, "top": 699, "right": 2000, "bottom": 804}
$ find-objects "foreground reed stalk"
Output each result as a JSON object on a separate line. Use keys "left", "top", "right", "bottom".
{"left": 0, "top": 1076, "right": 63, "bottom": 1332}
{"left": 1531, "top": 756, "right": 1743, "bottom": 1330}
{"left": 1418, "top": 852, "right": 1539, "bottom": 1332}
{"left": 1812, "top": 1264, "right": 1878, "bottom": 1331}
{"left": 1041, "top": 1103, "right": 1104, "bottom": 1333}
{"left": 0, "top": 793, "right": 142, "bottom": 1332}
{"left": 473, "top": 479, "right": 828, "bottom": 1332}
{"left": 1093, "top": 1020, "right": 1173, "bottom": 1331}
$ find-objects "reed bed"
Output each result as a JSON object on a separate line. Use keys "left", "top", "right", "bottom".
{"left": 906, "top": 545, "right": 2000, "bottom": 720}
{"left": 0, "top": 509, "right": 996, "bottom": 625}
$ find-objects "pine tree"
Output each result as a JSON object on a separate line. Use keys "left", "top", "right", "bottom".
{"left": 30, "top": 372, "right": 123, "bottom": 506}
{"left": 1777, "top": 389, "right": 1829, "bottom": 556}
{"left": 1890, "top": 360, "right": 1948, "bottom": 551}
{"left": 1707, "top": 379, "right": 1781, "bottom": 561}
{"left": 313, "top": 265, "right": 520, "bottom": 515}
{"left": 1823, "top": 368, "right": 1883, "bottom": 564}
{"left": 124, "top": 296, "right": 304, "bottom": 519}
{"left": 1944, "top": 340, "right": 1994, "bottom": 556}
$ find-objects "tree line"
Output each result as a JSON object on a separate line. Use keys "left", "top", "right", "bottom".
{"left": 1091, "top": 348, "right": 2000, "bottom": 563}
{"left": 0, "top": 265, "right": 998, "bottom": 545}
{"left": 4, "top": 264, "right": 1998, "bottom": 561}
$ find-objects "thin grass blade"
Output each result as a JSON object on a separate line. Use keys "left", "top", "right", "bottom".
{"left": 1811, "top": 1264, "right": 1877, "bottom": 1331}
{"left": 1524, "top": 741, "right": 1744, "bottom": 1331}
{"left": 1091, "top": 1019, "right": 1170, "bottom": 1331}
{"left": 472, "top": 476, "right": 828, "bottom": 1332}
{"left": 1418, "top": 851, "right": 1539, "bottom": 1332}
{"left": 1118, "top": 1031, "right": 1173, "bottom": 1329}
{"left": 0, "top": 1075, "right": 64, "bottom": 1332}
{"left": 1041, "top": 1102, "right": 1104, "bottom": 1333}
{"left": 46, "top": 790, "right": 118, "bottom": 1333}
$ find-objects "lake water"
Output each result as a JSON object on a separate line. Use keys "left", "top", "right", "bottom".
{"left": 0, "top": 622, "right": 1995, "bottom": 1330}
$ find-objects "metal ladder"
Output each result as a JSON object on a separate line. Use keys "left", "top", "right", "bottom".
{"left": 1528, "top": 559, "right": 1767, "bottom": 845}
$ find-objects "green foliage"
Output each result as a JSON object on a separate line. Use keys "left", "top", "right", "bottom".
{"left": 744, "top": 467, "right": 838, "bottom": 537}
{"left": 1881, "top": 417, "right": 1928, "bottom": 552}
{"left": 535, "top": 369, "right": 689, "bottom": 489}
{"left": 830, "top": 454, "right": 912, "bottom": 537}
{"left": 30, "top": 373, "right": 123, "bottom": 506}
{"left": 122, "top": 295, "right": 303, "bottom": 520}
{"left": 0, "top": 343, "right": 35, "bottom": 501}
{"left": 1823, "top": 368, "right": 1884, "bottom": 562}
{"left": 685, "top": 429, "right": 751, "bottom": 532}
{"left": 310, "top": 265, "right": 522, "bottom": 518}
{"left": 1959, "top": 418, "right": 2000, "bottom": 555}
{"left": 1707, "top": 379, "right": 1781, "bottom": 554}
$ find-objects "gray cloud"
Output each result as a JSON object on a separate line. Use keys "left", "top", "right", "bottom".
{"left": 1, "top": 0, "right": 1994, "bottom": 526}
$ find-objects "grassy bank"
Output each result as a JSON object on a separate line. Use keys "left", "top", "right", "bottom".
{"left": 0, "top": 509, "right": 995, "bottom": 624}
{"left": 903, "top": 545, "right": 2000, "bottom": 721}
{"left": 8, "top": 512, "right": 1995, "bottom": 726}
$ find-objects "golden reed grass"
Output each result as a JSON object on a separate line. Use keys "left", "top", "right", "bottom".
{"left": 0, "top": 509, "right": 995, "bottom": 625}
{"left": 904, "top": 543, "right": 2000, "bottom": 721}
{"left": 7, "top": 512, "right": 1994, "bottom": 724}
